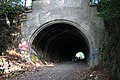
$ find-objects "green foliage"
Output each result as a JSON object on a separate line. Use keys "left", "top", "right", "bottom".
{"left": 100, "top": 32, "right": 120, "bottom": 80}
{"left": 98, "top": 0, "right": 120, "bottom": 20}
{"left": 99, "top": 0, "right": 120, "bottom": 79}
{"left": 0, "top": 26, "right": 12, "bottom": 55}
{"left": 31, "top": 53, "right": 39, "bottom": 62}
{"left": 0, "top": 0, "right": 24, "bottom": 55}
{"left": 0, "top": 0, "right": 23, "bottom": 16}
{"left": 41, "top": 55, "right": 46, "bottom": 61}
{"left": 0, "top": 0, "right": 25, "bottom": 26}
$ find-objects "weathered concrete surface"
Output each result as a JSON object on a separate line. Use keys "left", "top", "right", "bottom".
{"left": 21, "top": 0, "right": 105, "bottom": 67}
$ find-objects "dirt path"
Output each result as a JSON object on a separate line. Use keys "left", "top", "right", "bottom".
{"left": 9, "top": 61, "right": 89, "bottom": 80}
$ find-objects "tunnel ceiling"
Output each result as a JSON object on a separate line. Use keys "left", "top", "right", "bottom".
{"left": 32, "top": 23, "right": 90, "bottom": 62}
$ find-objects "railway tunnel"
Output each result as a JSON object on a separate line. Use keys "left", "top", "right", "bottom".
{"left": 21, "top": 0, "right": 104, "bottom": 67}
{"left": 31, "top": 22, "right": 90, "bottom": 63}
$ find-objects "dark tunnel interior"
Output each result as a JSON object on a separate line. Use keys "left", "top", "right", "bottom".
{"left": 32, "top": 23, "right": 90, "bottom": 63}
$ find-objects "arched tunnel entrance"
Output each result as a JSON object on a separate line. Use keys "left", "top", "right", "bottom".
{"left": 31, "top": 22, "right": 90, "bottom": 63}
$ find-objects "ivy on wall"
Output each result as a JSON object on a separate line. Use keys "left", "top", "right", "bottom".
{"left": 98, "top": 0, "right": 120, "bottom": 80}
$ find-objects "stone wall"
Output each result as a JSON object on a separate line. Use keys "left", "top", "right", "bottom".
{"left": 21, "top": 0, "right": 104, "bottom": 67}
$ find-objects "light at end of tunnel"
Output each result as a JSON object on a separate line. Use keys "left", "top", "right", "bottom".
{"left": 75, "top": 52, "right": 85, "bottom": 59}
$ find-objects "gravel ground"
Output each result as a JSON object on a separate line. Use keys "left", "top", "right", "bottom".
{"left": 9, "top": 61, "right": 89, "bottom": 80}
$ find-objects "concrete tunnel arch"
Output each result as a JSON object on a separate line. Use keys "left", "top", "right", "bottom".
{"left": 29, "top": 20, "right": 94, "bottom": 64}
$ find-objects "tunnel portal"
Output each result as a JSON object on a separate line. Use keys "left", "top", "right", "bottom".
{"left": 32, "top": 23, "right": 90, "bottom": 63}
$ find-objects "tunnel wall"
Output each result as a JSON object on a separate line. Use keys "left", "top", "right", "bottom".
{"left": 21, "top": 0, "right": 105, "bottom": 67}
